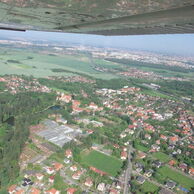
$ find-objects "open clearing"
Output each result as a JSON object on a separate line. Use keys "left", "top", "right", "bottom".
{"left": 152, "top": 152, "right": 171, "bottom": 162}
{"left": 81, "top": 150, "right": 123, "bottom": 177}
{"left": 140, "top": 181, "right": 159, "bottom": 193}
{"left": 158, "top": 166, "right": 194, "bottom": 190}
{"left": 135, "top": 144, "right": 149, "bottom": 152}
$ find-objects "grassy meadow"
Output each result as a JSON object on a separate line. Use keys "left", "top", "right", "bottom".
{"left": 157, "top": 166, "right": 194, "bottom": 190}
{"left": 81, "top": 150, "right": 123, "bottom": 177}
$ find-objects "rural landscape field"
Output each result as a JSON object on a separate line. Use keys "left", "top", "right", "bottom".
{"left": 0, "top": 47, "right": 119, "bottom": 79}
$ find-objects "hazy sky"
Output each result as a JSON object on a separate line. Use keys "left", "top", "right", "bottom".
{"left": 0, "top": 30, "right": 194, "bottom": 56}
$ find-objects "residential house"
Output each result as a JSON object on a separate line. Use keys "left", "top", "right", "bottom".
{"left": 97, "top": 183, "right": 106, "bottom": 192}
{"left": 165, "top": 181, "right": 176, "bottom": 189}
{"left": 151, "top": 144, "right": 160, "bottom": 152}
{"left": 156, "top": 139, "right": 161, "bottom": 145}
{"left": 160, "top": 134, "right": 168, "bottom": 141}
{"left": 56, "top": 117, "right": 67, "bottom": 124}
{"left": 86, "top": 129, "right": 94, "bottom": 134}
{"left": 138, "top": 151, "right": 146, "bottom": 159}
{"left": 70, "top": 165, "right": 77, "bottom": 172}
{"left": 30, "top": 188, "right": 41, "bottom": 194}
{"left": 136, "top": 166, "right": 143, "bottom": 173}
{"left": 46, "top": 188, "right": 60, "bottom": 194}
{"left": 85, "top": 178, "right": 93, "bottom": 187}
{"left": 65, "top": 149, "right": 72, "bottom": 158}
{"left": 144, "top": 169, "right": 153, "bottom": 177}
{"left": 179, "top": 163, "right": 188, "bottom": 172}
{"left": 120, "top": 133, "right": 126, "bottom": 138}
{"left": 49, "top": 176, "right": 55, "bottom": 183}
{"left": 15, "top": 189, "right": 25, "bottom": 194}
{"left": 153, "top": 161, "right": 162, "bottom": 168}
{"left": 89, "top": 102, "right": 98, "bottom": 110}
{"left": 136, "top": 176, "right": 145, "bottom": 184}
{"left": 168, "top": 160, "right": 176, "bottom": 166}
{"left": 64, "top": 159, "right": 70, "bottom": 164}
{"left": 135, "top": 163, "right": 144, "bottom": 173}
{"left": 36, "top": 173, "right": 44, "bottom": 181}
{"left": 72, "top": 171, "right": 82, "bottom": 180}
{"left": 8, "top": 185, "right": 17, "bottom": 194}
{"left": 159, "top": 188, "right": 174, "bottom": 194}
{"left": 188, "top": 168, "right": 194, "bottom": 176}
{"left": 169, "top": 136, "right": 179, "bottom": 144}
{"left": 53, "top": 163, "right": 63, "bottom": 171}
{"left": 113, "top": 144, "right": 120, "bottom": 149}
{"left": 67, "top": 188, "right": 77, "bottom": 194}
{"left": 115, "top": 181, "right": 122, "bottom": 190}
{"left": 121, "top": 151, "right": 127, "bottom": 160}
{"left": 109, "top": 189, "right": 119, "bottom": 194}
{"left": 46, "top": 167, "right": 55, "bottom": 175}
{"left": 145, "top": 134, "right": 151, "bottom": 140}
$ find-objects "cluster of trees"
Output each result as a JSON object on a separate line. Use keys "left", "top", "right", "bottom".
{"left": 159, "top": 80, "right": 194, "bottom": 97}
{"left": 39, "top": 78, "right": 102, "bottom": 105}
{"left": 0, "top": 91, "right": 56, "bottom": 189}
{"left": 0, "top": 82, "right": 5, "bottom": 92}
{"left": 95, "top": 79, "right": 131, "bottom": 90}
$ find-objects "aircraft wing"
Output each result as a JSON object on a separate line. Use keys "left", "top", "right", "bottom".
{"left": 0, "top": 0, "right": 194, "bottom": 35}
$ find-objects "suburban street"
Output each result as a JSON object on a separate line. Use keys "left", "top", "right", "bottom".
{"left": 123, "top": 144, "right": 134, "bottom": 194}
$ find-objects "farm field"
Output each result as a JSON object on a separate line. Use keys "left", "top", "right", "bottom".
{"left": 0, "top": 48, "right": 119, "bottom": 79}
{"left": 152, "top": 152, "right": 171, "bottom": 162}
{"left": 81, "top": 150, "right": 123, "bottom": 177}
{"left": 157, "top": 166, "right": 194, "bottom": 190}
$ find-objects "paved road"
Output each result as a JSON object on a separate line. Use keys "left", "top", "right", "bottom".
{"left": 123, "top": 144, "right": 134, "bottom": 194}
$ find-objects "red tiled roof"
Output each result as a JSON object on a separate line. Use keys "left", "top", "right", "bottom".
{"left": 30, "top": 188, "right": 41, "bottom": 194}
{"left": 189, "top": 168, "right": 194, "bottom": 175}
{"left": 8, "top": 185, "right": 17, "bottom": 193}
{"left": 121, "top": 151, "right": 127, "bottom": 158}
{"left": 169, "top": 136, "right": 179, "bottom": 142}
{"left": 46, "top": 188, "right": 59, "bottom": 194}
{"left": 90, "top": 166, "right": 107, "bottom": 176}
{"left": 65, "top": 149, "right": 72, "bottom": 156}
{"left": 188, "top": 145, "right": 194, "bottom": 149}
{"left": 168, "top": 160, "right": 176, "bottom": 166}
{"left": 67, "top": 188, "right": 76, "bottom": 194}
{"left": 53, "top": 162, "right": 63, "bottom": 171}
{"left": 15, "top": 189, "right": 25, "bottom": 194}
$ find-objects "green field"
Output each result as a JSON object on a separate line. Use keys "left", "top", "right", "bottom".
{"left": 81, "top": 150, "right": 123, "bottom": 177}
{"left": 135, "top": 144, "right": 149, "bottom": 152}
{"left": 158, "top": 166, "right": 194, "bottom": 190}
{"left": 152, "top": 152, "right": 171, "bottom": 162}
{"left": 0, "top": 48, "right": 118, "bottom": 80}
{"left": 140, "top": 181, "right": 159, "bottom": 193}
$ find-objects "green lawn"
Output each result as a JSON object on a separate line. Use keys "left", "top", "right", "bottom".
{"left": 152, "top": 152, "right": 171, "bottom": 162}
{"left": 158, "top": 166, "right": 194, "bottom": 190}
{"left": 140, "top": 181, "right": 159, "bottom": 193}
{"left": 135, "top": 144, "right": 149, "bottom": 152}
{"left": 82, "top": 150, "right": 123, "bottom": 176}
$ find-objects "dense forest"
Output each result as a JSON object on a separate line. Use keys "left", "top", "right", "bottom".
{"left": 0, "top": 92, "right": 56, "bottom": 190}
{"left": 159, "top": 80, "right": 194, "bottom": 98}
